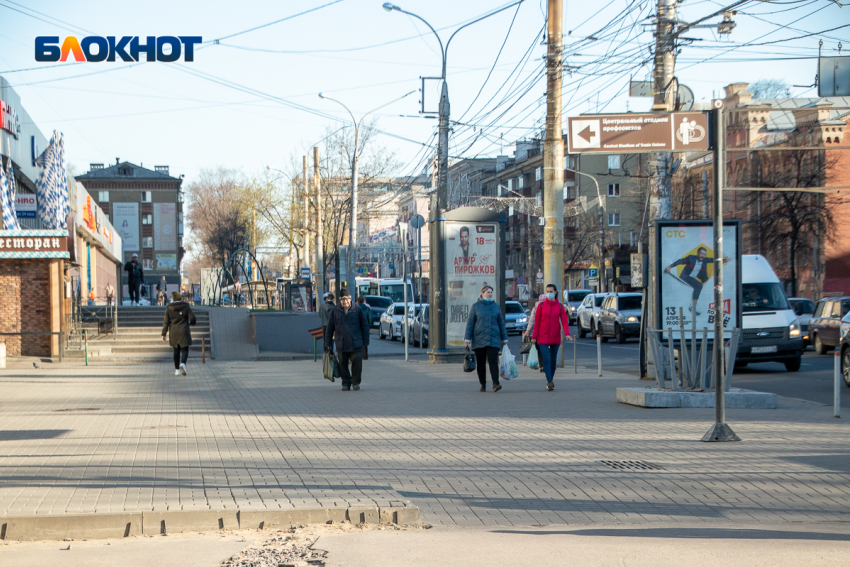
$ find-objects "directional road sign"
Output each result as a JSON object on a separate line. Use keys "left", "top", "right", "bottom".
{"left": 568, "top": 112, "right": 709, "bottom": 154}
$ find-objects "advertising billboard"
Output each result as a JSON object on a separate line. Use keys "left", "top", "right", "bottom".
{"left": 656, "top": 220, "right": 741, "bottom": 339}
{"left": 445, "top": 221, "right": 499, "bottom": 347}
{"left": 154, "top": 202, "right": 177, "bottom": 251}
{"left": 156, "top": 253, "right": 177, "bottom": 271}
{"left": 113, "top": 202, "right": 139, "bottom": 252}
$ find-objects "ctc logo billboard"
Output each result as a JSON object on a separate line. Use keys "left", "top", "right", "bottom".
{"left": 36, "top": 36, "right": 202, "bottom": 62}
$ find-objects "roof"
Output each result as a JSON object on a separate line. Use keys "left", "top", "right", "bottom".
{"left": 75, "top": 161, "right": 180, "bottom": 181}
{"left": 740, "top": 96, "right": 850, "bottom": 132}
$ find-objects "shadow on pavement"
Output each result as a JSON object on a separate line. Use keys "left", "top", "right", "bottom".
{"left": 0, "top": 430, "right": 70, "bottom": 441}
{"left": 492, "top": 527, "right": 850, "bottom": 541}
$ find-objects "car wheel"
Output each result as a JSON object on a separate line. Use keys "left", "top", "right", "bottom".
{"left": 578, "top": 322, "right": 587, "bottom": 339}
{"left": 390, "top": 327, "right": 397, "bottom": 341}
{"left": 784, "top": 356, "right": 802, "bottom": 372}
{"left": 842, "top": 347, "right": 850, "bottom": 388}
{"left": 615, "top": 324, "right": 626, "bottom": 344}
{"left": 814, "top": 334, "right": 829, "bottom": 355}
{"left": 379, "top": 325, "right": 386, "bottom": 339}
{"left": 734, "top": 361, "right": 748, "bottom": 369}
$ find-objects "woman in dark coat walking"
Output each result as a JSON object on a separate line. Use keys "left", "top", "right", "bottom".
{"left": 464, "top": 285, "right": 509, "bottom": 392}
{"left": 162, "top": 291, "right": 197, "bottom": 376}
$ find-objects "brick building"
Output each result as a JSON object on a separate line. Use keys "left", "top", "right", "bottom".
{"left": 76, "top": 161, "right": 184, "bottom": 300}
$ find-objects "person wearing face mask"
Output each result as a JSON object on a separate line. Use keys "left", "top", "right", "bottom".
{"left": 531, "top": 284, "right": 573, "bottom": 391}
{"left": 464, "top": 285, "right": 509, "bottom": 392}
{"left": 524, "top": 294, "right": 547, "bottom": 372}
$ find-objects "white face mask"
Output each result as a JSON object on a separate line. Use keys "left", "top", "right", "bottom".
{"left": 546, "top": 292, "right": 556, "bottom": 300}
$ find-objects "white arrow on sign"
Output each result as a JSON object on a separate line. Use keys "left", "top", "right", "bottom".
{"left": 570, "top": 118, "right": 600, "bottom": 150}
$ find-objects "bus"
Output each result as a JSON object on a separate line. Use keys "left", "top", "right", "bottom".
{"left": 365, "top": 278, "right": 417, "bottom": 303}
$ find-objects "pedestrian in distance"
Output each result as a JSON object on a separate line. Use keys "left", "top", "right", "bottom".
{"left": 464, "top": 285, "right": 509, "bottom": 393}
{"left": 531, "top": 283, "right": 573, "bottom": 391}
{"left": 156, "top": 276, "right": 168, "bottom": 306}
{"left": 524, "top": 294, "right": 546, "bottom": 372}
{"left": 124, "top": 253, "right": 144, "bottom": 305}
{"left": 325, "top": 289, "right": 370, "bottom": 391}
{"left": 318, "top": 293, "right": 335, "bottom": 350}
{"left": 105, "top": 282, "right": 115, "bottom": 307}
{"left": 162, "top": 291, "right": 197, "bottom": 376}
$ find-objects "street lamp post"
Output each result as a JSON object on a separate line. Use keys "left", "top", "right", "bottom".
{"left": 382, "top": 1, "right": 520, "bottom": 362}
{"left": 319, "top": 91, "right": 416, "bottom": 290}
{"left": 565, "top": 167, "right": 606, "bottom": 293}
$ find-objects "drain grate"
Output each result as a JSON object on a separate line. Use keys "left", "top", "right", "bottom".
{"left": 595, "top": 460, "right": 664, "bottom": 471}
{"left": 53, "top": 408, "right": 100, "bottom": 412}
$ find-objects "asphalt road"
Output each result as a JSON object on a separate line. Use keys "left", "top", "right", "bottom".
{"left": 504, "top": 325, "right": 850, "bottom": 408}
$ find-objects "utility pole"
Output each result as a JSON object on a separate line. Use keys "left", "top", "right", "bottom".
{"left": 314, "top": 147, "right": 324, "bottom": 300}
{"left": 302, "top": 156, "right": 311, "bottom": 278}
{"left": 543, "top": 0, "right": 565, "bottom": 293}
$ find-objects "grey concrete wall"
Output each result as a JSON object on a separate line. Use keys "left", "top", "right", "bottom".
{"left": 254, "top": 312, "right": 322, "bottom": 353}
{"left": 207, "top": 307, "right": 258, "bottom": 360}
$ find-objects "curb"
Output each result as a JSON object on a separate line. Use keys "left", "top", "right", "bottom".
{"left": 0, "top": 504, "right": 420, "bottom": 541}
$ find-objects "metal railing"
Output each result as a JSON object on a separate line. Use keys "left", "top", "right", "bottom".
{"left": 0, "top": 332, "right": 65, "bottom": 363}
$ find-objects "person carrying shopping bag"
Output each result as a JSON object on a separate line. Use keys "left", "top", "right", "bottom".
{"left": 524, "top": 294, "right": 546, "bottom": 372}
{"left": 464, "top": 285, "right": 509, "bottom": 393}
{"left": 531, "top": 284, "right": 573, "bottom": 391}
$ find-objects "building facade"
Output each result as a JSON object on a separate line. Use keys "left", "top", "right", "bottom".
{"left": 76, "top": 161, "right": 184, "bottom": 300}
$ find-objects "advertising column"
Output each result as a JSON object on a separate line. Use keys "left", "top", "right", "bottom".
{"left": 445, "top": 221, "right": 499, "bottom": 347}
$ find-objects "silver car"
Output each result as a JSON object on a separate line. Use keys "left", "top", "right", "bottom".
{"left": 576, "top": 293, "right": 609, "bottom": 338}
{"left": 563, "top": 289, "right": 593, "bottom": 324}
{"left": 596, "top": 293, "right": 643, "bottom": 344}
{"left": 378, "top": 303, "right": 407, "bottom": 341}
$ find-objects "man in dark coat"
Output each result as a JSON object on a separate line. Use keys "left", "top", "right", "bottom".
{"left": 665, "top": 247, "right": 709, "bottom": 303}
{"left": 326, "top": 289, "right": 370, "bottom": 391}
{"left": 162, "top": 291, "right": 197, "bottom": 376}
{"left": 318, "top": 293, "right": 335, "bottom": 349}
{"left": 124, "top": 253, "right": 145, "bottom": 305}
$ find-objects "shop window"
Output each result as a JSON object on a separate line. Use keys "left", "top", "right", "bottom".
{"left": 141, "top": 191, "right": 152, "bottom": 203}
{"left": 142, "top": 237, "right": 153, "bottom": 248}
{"left": 98, "top": 191, "right": 109, "bottom": 202}
{"left": 608, "top": 213, "right": 620, "bottom": 227}
{"left": 608, "top": 183, "right": 620, "bottom": 197}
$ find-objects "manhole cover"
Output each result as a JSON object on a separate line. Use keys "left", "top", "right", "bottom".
{"left": 595, "top": 460, "right": 664, "bottom": 471}
{"left": 53, "top": 408, "right": 100, "bottom": 412}
{"left": 126, "top": 425, "right": 187, "bottom": 430}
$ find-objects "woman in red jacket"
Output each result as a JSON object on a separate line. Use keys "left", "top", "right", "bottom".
{"left": 531, "top": 283, "right": 573, "bottom": 391}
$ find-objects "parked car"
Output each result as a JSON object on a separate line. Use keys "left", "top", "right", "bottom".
{"left": 563, "top": 289, "right": 593, "bottom": 324}
{"left": 596, "top": 293, "right": 643, "bottom": 344}
{"left": 576, "top": 293, "right": 609, "bottom": 338}
{"left": 808, "top": 296, "right": 850, "bottom": 355}
{"left": 401, "top": 304, "right": 424, "bottom": 343}
{"left": 408, "top": 304, "right": 429, "bottom": 347}
{"left": 364, "top": 295, "right": 393, "bottom": 328}
{"left": 735, "top": 255, "right": 803, "bottom": 372}
{"left": 787, "top": 297, "right": 816, "bottom": 346}
{"left": 378, "top": 303, "right": 407, "bottom": 341}
{"left": 839, "top": 313, "right": 850, "bottom": 388}
{"left": 505, "top": 301, "right": 528, "bottom": 335}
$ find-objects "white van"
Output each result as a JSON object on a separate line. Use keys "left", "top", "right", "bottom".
{"left": 736, "top": 255, "right": 804, "bottom": 372}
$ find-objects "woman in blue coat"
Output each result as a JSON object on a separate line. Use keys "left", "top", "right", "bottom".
{"left": 464, "top": 285, "right": 509, "bottom": 392}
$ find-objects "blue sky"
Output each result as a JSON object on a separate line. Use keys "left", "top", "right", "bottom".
{"left": 0, "top": 0, "right": 845, "bottom": 184}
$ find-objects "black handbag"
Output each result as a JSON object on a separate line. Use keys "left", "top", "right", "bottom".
{"left": 463, "top": 347, "right": 476, "bottom": 373}
{"left": 519, "top": 335, "right": 532, "bottom": 354}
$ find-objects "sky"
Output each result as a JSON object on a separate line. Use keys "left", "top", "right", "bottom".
{"left": 0, "top": 0, "right": 846, "bottom": 186}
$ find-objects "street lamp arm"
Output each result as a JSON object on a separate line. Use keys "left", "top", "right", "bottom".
{"left": 386, "top": 6, "right": 445, "bottom": 74}
{"left": 444, "top": 1, "right": 525, "bottom": 68}
{"left": 564, "top": 167, "right": 602, "bottom": 204}
{"left": 318, "top": 94, "right": 357, "bottom": 127}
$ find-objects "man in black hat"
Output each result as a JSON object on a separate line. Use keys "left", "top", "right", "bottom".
{"left": 124, "top": 253, "right": 145, "bottom": 305}
{"left": 325, "top": 288, "right": 370, "bottom": 391}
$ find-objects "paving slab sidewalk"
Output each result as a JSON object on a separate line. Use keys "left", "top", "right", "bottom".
{"left": 0, "top": 356, "right": 847, "bottom": 531}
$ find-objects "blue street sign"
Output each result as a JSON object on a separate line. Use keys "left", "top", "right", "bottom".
{"left": 300, "top": 267, "right": 310, "bottom": 279}
{"left": 588, "top": 267, "right": 598, "bottom": 278}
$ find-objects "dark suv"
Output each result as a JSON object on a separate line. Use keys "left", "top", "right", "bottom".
{"left": 809, "top": 296, "right": 850, "bottom": 354}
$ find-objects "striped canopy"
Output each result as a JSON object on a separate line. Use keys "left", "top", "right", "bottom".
{"left": 36, "top": 131, "right": 70, "bottom": 230}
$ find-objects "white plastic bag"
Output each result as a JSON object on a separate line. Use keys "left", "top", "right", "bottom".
{"left": 526, "top": 346, "right": 539, "bottom": 369}
{"left": 500, "top": 345, "right": 520, "bottom": 380}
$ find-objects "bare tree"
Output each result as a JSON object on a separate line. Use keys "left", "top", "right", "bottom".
{"left": 185, "top": 167, "right": 251, "bottom": 269}
{"left": 743, "top": 149, "right": 843, "bottom": 296}
{"left": 749, "top": 79, "right": 791, "bottom": 99}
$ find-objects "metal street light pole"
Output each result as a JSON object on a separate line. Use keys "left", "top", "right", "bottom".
{"left": 565, "top": 167, "right": 605, "bottom": 293}
{"left": 319, "top": 91, "right": 416, "bottom": 290}
{"left": 382, "top": 1, "right": 521, "bottom": 362}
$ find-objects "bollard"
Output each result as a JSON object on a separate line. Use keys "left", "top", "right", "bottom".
{"left": 573, "top": 328, "right": 577, "bottom": 374}
{"left": 596, "top": 333, "right": 602, "bottom": 377}
{"left": 835, "top": 351, "right": 841, "bottom": 418}
{"left": 202, "top": 335, "right": 206, "bottom": 364}
{"left": 84, "top": 330, "right": 88, "bottom": 366}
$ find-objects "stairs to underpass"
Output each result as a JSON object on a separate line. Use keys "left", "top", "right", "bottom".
{"left": 66, "top": 306, "right": 211, "bottom": 361}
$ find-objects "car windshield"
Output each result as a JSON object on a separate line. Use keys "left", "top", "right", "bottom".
{"left": 618, "top": 296, "right": 642, "bottom": 311}
{"left": 568, "top": 291, "right": 591, "bottom": 302}
{"left": 505, "top": 303, "right": 525, "bottom": 314}
{"left": 368, "top": 297, "right": 392, "bottom": 309}
{"left": 594, "top": 296, "right": 606, "bottom": 307}
{"left": 380, "top": 285, "right": 407, "bottom": 302}
{"left": 742, "top": 283, "right": 790, "bottom": 312}
{"left": 393, "top": 305, "right": 406, "bottom": 315}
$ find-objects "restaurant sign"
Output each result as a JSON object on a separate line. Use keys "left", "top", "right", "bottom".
{"left": 0, "top": 229, "right": 69, "bottom": 259}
